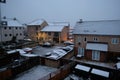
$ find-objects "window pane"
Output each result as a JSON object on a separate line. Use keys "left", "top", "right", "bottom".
{"left": 92, "top": 50, "right": 100, "bottom": 61}
{"left": 78, "top": 47, "right": 84, "bottom": 56}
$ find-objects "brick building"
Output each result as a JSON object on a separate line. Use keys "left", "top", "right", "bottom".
{"left": 73, "top": 20, "right": 120, "bottom": 62}
{"left": 41, "top": 25, "right": 68, "bottom": 43}
{"left": 27, "top": 19, "right": 48, "bottom": 42}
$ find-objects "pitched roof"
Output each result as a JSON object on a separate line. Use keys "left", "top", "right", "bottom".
{"left": 28, "top": 19, "right": 45, "bottom": 25}
{"left": 73, "top": 20, "right": 120, "bottom": 36}
{"left": 6, "top": 20, "right": 23, "bottom": 26}
{"left": 91, "top": 68, "right": 109, "bottom": 78}
{"left": 41, "top": 25, "right": 64, "bottom": 32}
{"left": 48, "top": 22, "right": 69, "bottom": 26}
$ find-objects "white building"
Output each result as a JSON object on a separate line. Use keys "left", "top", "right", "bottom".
{"left": 0, "top": 19, "right": 25, "bottom": 42}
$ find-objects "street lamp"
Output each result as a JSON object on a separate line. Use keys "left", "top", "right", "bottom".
{"left": 0, "top": 0, "right": 6, "bottom": 44}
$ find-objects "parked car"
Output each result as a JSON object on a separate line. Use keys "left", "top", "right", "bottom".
{"left": 42, "top": 42, "right": 53, "bottom": 47}
{"left": 64, "top": 41, "right": 74, "bottom": 46}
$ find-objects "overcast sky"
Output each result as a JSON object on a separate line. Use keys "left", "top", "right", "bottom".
{"left": 1, "top": 0, "right": 120, "bottom": 26}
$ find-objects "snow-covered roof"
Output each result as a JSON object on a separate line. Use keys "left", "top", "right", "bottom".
{"left": 47, "top": 54, "right": 59, "bottom": 60}
{"left": 6, "top": 20, "right": 23, "bottom": 26}
{"left": 91, "top": 68, "right": 109, "bottom": 78}
{"left": 75, "top": 64, "right": 91, "bottom": 72}
{"left": 86, "top": 43, "right": 108, "bottom": 52}
{"left": 41, "top": 25, "right": 64, "bottom": 32}
{"left": 73, "top": 20, "right": 120, "bottom": 36}
{"left": 23, "top": 47, "right": 32, "bottom": 52}
{"left": 28, "top": 19, "right": 45, "bottom": 25}
{"left": 48, "top": 22, "right": 69, "bottom": 26}
{"left": 7, "top": 50, "right": 19, "bottom": 54}
{"left": 20, "top": 53, "right": 38, "bottom": 57}
{"left": 116, "top": 62, "right": 120, "bottom": 69}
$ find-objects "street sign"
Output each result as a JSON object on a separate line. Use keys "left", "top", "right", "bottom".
{"left": 0, "top": 0, "right": 6, "bottom": 3}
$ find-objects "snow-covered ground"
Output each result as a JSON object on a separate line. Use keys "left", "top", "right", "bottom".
{"left": 13, "top": 65, "right": 57, "bottom": 80}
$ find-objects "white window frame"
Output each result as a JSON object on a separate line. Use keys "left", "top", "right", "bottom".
{"left": 92, "top": 50, "right": 100, "bottom": 61}
{"left": 111, "top": 38, "right": 119, "bottom": 44}
{"left": 78, "top": 47, "right": 84, "bottom": 56}
{"left": 77, "top": 37, "right": 81, "bottom": 43}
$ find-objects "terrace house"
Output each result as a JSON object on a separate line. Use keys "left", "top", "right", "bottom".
{"left": 73, "top": 20, "right": 120, "bottom": 62}
{"left": 41, "top": 23, "right": 70, "bottom": 43}
{"left": 27, "top": 19, "right": 48, "bottom": 42}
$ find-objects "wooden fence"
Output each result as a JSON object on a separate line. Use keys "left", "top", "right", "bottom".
{"left": 39, "top": 62, "right": 76, "bottom": 80}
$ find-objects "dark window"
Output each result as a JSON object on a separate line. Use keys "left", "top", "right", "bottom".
{"left": 16, "top": 33, "right": 18, "bottom": 36}
{"left": 9, "top": 34, "right": 12, "bottom": 36}
{"left": 36, "top": 26, "right": 38, "bottom": 30}
{"left": 4, "top": 27, "right": 7, "bottom": 29}
{"left": 48, "top": 32, "right": 51, "bottom": 36}
{"left": 20, "top": 33, "right": 22, "bottom": 35}
{"left": 5, "top": 34, "right": 7, "bottom": 37}
{"left": 54, "top": 32, "right": 59, "bottom": 37}
{"left": 84, "top": 37, "right": 87, "bottom": 42}
{"left": 19, "top": 27, "right": 21, "bottom": 29}
{"left": 93, "top": 37, "right": 98, "bottom": 42}
{"left": 16, "top": 27, "right": 18, "bottom": 29}
{"left": 9, "top": 27, "right": 11, "bottom": 29}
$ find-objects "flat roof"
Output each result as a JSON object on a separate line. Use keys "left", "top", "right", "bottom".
{"left": 86, "top": 43, "right": 108, "bottom": 52}
{"left": 73, "top": 20, "right": 120, "bottom": 36}
{"left": 75, "top": 64, "right": 91, "bottom": 72}
{"left": 91, "top": 68, "right": 109, "bottom": 78}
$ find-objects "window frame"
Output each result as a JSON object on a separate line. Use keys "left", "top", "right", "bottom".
{"left": 78, "top": 47, "right": 84, "bottom": 56}
{"left": 111, "top": 38, "right": 119, "bottom": 44}
{"left": 92, "top": 50, "right": 100, "bottom": 61}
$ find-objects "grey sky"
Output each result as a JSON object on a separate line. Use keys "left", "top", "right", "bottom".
{"left": 1, "top": 0, "right": 120, "bottom": 26}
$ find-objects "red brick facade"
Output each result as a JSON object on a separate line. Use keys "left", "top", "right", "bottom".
{"left": 75, "top": 47, "right": 108, "bottom": 62}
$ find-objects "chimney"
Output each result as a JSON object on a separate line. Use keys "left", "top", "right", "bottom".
{"left": 77, "top": 19, "right": 83, "bottom": 23}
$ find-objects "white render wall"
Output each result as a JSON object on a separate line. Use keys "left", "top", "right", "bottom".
{"left": 0, "top": 26, "right": 25, "bottom": 42}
